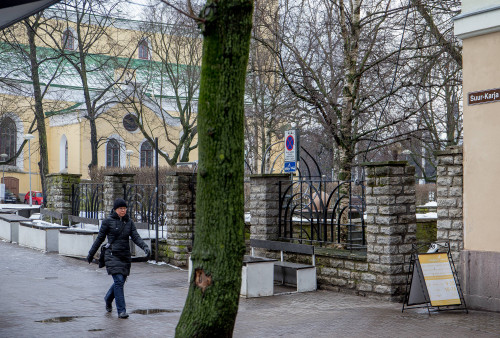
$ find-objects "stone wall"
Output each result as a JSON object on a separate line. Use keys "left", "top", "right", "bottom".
{"left": 45, "top": 173, "right": 81, "bottom": 224}
{"left": 160, "top": 171, "right": 196, "bottom": 266}
{"left": 249, "top": 174, "right": 289, "bottom": 241}
{"left": 247, "top": 164, "right": 416, "bottom": 301}
{"left": 363, "top": 161, "right": 416, "bottom": 300}
{"left": 435, "top": 145, "right": 463, "bottom": 265}
{"left": 103, "top": 173, "right": 135, "bottom": 213}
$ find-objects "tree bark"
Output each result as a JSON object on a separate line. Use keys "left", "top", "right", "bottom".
{"left": 175, "top": 0, "right": 253, "bottom": 336}
{"left": 25, "top": 19, "right": 49, "bottom": 201}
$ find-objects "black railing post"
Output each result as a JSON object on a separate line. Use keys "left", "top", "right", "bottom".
{"left": 278, "top": 181, "right": 282, "bottom": 238}
{"left": 155, "top": 137, "right": 159, "bottom": 262}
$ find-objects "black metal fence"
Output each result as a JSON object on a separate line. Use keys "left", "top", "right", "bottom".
{"left": 278, "top": 179, "right": 366, "bottom": 249}
{"left": 123, "top": 184, "right": 168, "bottom": 231}
{"left": 71, "top": 183, "right": 105, "bottom": 219}
{"left": 71, "top": 179, "right": 196, "bottom": 239}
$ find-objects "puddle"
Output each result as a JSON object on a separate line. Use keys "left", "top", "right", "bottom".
{"left": 36, "top": 316, "right": 84, "bottom": 323}
{"left": 131, "top": 309, "right": 180, "bottom": 315}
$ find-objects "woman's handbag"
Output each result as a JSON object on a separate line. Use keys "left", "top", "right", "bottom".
{"left": 98, "top": 244, "right": 108, "bottom": 268}
{"left": 98, "top": 222, "right": 126, "bottom": 268}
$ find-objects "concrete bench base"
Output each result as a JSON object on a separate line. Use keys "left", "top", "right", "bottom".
{"left": 241, "top": 256, "right": 277, "bottom": 298}
{"left": 0, "top": 214, "right": 31, "bottom": 243}
{"left": 274, "top": 261, "right": 317, "bottom": 292}
{"left": 58, "top": 229, "right": 98, "bottom": 258}
{"left": 188, "top": 255, "right": 277, "bottom": 298}
{"left": 129, "top": 239, "right": 152, "bottom": 258}
{"left": 18, "top": 221, "right": 66, "bottom": 252}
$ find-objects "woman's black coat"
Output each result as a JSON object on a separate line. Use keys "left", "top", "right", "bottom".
{"left": 88, "top": 211, "right": 148, "bottom": 276}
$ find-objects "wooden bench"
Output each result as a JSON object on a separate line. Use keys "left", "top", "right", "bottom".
{"left": 40, "top": 209, "right": 64, "bottom": 226}
{"left": 68, "top": 215, "right": 100, "bottom": 228}
{"left": 250, "top": 239, "right": 317, "bottom": 292}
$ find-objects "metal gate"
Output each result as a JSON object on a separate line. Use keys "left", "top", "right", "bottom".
{"left": 278, "top": 178, "right": 365, "bottom": 249}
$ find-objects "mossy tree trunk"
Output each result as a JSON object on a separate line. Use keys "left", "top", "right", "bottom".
{"left": 25, "top": 17, "right": 49, "bottom": 201}
{"left": 175, "top": 0, "right": 253, "bottom": 337}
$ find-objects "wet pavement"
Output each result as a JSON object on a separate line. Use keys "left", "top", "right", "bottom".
{"left": 1, "top": 240, "right": 500, "bottom": 337}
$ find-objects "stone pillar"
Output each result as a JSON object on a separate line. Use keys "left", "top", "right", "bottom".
{"left": 363, "top": 161, "right": 417, "bottom": 301}
{"left": 162, "top": 171, "right": 196, "bottom": 266}
{"left": 103, "top": 173, "right": 135, "bottom": 213}
{"left": 249, "top": 174, "right": 289, "bottom": 242}
{"left": 45, "top": 173, "right": 81, "bottom": 225}
{"left": 435, "top": 145, "right": 463, "bottom": 265}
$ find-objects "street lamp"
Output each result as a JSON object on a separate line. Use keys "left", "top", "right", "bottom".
{"left": 0, "top": 153, "right": 7, "bottom": 204}
{"left": 24, "top": 134, "right": 34, "bottom": 207}
{"left": 0, "top": 153, "right": 7, "bottom": 182}
{"left": 126, "top": 149, "right": 133, "bottom": 168}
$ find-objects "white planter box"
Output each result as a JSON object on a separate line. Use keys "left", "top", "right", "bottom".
{"left": 0, "top": 214, "right": 31, "bottom": 243}
{"left": 241, "top": 256, "right": 277, "bottom": 298}
{"left": 18, "top": 221, "right": 66, "bottom": 252}
{"left": 188, "top": 255, "right": 277, "bottom": 298}
{"left": 58, "top": 228, "right": 99, "bottom": 258}
{"left": 129, "top": 238, "right": 152, "bottom": 257}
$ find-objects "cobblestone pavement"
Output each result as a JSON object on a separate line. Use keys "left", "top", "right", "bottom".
{"left": 1, "top": 240, "right": 500, "bottom": 338}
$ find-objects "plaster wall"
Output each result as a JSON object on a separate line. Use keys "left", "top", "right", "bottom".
{"left": 462, "top": 31, "right": 500, "bottom": 253}
{"left": 462, "top": 0, "right": 500, "bottom": 13}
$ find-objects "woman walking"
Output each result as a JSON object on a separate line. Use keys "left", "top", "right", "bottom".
{"left": 87, "top": 198, "right": 150, "bottom": 319}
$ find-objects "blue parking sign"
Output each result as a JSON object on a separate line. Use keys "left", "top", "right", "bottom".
{"left": 284, "top": 161, "right": 296, "bottom": 173}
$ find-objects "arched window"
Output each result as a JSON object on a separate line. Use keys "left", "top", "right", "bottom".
{"left": 106, "top": 139, "right": 120, "bottom": 167}
{"left": 138, "top": 40, "right": 149, "bottom": 59}
{"left": 140, "top": 141, "right": 153, "bottom": 167}
{"left": 63, "top": 29, "right": 74, "bottom": 50}
{"left": 65, "top": 139, "right": 68, "bottom": 169}
{"left": 59, "top": 135, "right": 68, "bottom": 171}
{"left": 0, "top": 117, "right": 17, "bottom": 164}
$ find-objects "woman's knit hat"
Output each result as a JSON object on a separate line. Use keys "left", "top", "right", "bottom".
{"left": 113, "top": 198, "right": 128, "bottom": 210}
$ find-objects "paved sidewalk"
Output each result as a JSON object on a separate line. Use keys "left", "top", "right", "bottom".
{"left": 1, "top": 240, "right": 500, "bottom": 338}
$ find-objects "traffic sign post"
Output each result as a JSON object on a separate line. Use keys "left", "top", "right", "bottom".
{"left": 284, "top": 129, "right": 299, "bottom": 173}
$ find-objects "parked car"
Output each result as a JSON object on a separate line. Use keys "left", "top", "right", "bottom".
{"left": 3, "top": 189, "right": 19, "bottom": 204}
{"left": 24, "top": 191, "right": 43, "bottom": 205}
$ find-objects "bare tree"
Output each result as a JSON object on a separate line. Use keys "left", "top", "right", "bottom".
{"left": 402, "top": 0, "right": 462, "bottom": 180}
{"left": 115, "top": 2, "right": 201, "bottom": 166}
{"left": 41, "top": 0, "right": 134, "bottom": 172}
{"left": 1, "top": 13, "right": 67, "bottom": 198}
{"left": 244, "top": 1, "right": 296, "bottom": 174}
{"left": 257, "top": 0, "right": 427, "bottom": 181}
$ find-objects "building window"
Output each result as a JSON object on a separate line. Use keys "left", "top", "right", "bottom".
{"left": 123, "top": 114, "right": 138, "bottom": 132}
{"left": 138, "top": 40, "right": 149, "bottom": 59}
{"left": 140, "top": 142, "right": 153, "bottom": 167}
{"left": 62, "top": 29, "right": 75, "bottom": 50}
{"left": 0, "top": 117, "right": 16, "bottom": 164}
{"left": 106, "top": 139, "right": 120, "bottom": 167}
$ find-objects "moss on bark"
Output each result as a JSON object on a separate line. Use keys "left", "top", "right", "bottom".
{"left": 175, "top": 1, "right": 254, "bottom": 337}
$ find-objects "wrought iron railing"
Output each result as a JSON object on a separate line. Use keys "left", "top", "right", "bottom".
{"left": 278, "top": 178, "right": 366, "bottom": 249}
{"left": 123, "top": 184, "right": 168, "bottom": 231}
{"left": 71, "top": 183, "right": 105, "bottom": 219}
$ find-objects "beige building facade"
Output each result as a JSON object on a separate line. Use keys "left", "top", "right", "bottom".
{"left": 455, "top": 1, "right": 500, "bottom": 311}
{"left": 0, "top": 12, "right": 198, "bottom": 201}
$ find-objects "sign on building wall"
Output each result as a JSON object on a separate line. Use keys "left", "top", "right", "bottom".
{"left": 468, "top": 88, "right": 500, "bottom": 105}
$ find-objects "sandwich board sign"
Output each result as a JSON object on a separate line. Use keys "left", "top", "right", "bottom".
{"left": 418, "top": 253, "right": 461, "bottom": 306}
{"left": 284, "top": 129, "right": 299, "bottom": 173}
{"left": 402, "top": 242, "right": 467, "bottom": 313}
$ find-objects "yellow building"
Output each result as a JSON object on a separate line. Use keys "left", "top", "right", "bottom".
{"left": 0, "top": 10, "right": 198, "bottom": 200}
{"left": 454, "top": 1, "right": 500, "bottom": 311}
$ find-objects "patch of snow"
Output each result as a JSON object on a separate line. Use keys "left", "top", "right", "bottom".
{"left": 423, "top": 201, "right": 437, "bottom": 207}
{"left": 416, "top": 212, "right": 437, "bottom": 219}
